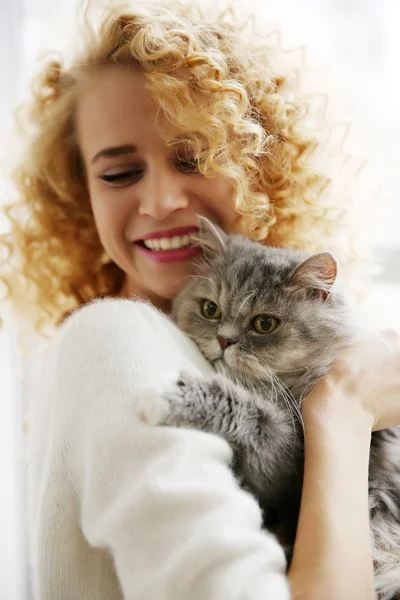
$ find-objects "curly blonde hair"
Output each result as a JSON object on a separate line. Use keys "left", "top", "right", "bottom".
{"left": 0, "top": 0, "right": 353, "bottom": 336}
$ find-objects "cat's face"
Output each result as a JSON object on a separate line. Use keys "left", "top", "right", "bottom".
{"left": 172, "top": 225, "right": 350, "bottom": 385}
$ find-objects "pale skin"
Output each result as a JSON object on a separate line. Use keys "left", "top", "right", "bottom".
{"left": 76, "top": 65, "right": 238, "bottom": 310}
{"left": 291, "top": 340, "right": 400, "bottom": 600}
{"left": 76, "top": 65, "right": 400, "bottom": 599}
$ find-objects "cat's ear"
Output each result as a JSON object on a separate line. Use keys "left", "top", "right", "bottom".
{"left": 194, "top": 215, "right": 227, "bottom": 264}
{"left": 288, "top": 252, "right": 338, "bottom": 301}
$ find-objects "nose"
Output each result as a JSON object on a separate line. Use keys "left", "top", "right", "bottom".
{"left": 138, "top": 163, "right": 189, "bottom": 220}
{"left": 217, "top": 335, "right": 237, "bottom": 350}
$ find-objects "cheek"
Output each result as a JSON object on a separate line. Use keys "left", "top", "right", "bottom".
{"left": 89, "top": 184, "right": 133, "bottom": 242}
{"left": 195, "top": 178, "right": 237, "bottom": 233}
{"left": 243, "top": 337, "right": 280, "bottom": 368}
{"left": 186, "top": 313, "right": 221, "bottom": 353}
{"left": 259, "top": 329, "right": 308, "bottom": 370}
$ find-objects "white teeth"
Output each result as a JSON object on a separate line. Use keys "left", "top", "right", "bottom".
{"left": 143, "top": 234, "right": 194, "bottom": 251}
{"left": 160, "top": 238, "right": 169, "bottom": 250}
{"left": 171, "top": 236, "right": 181, "bottom": 249}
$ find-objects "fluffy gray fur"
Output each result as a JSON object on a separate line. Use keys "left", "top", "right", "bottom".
{"left": 152, "top": 219, "right": 400, "bottom": 599}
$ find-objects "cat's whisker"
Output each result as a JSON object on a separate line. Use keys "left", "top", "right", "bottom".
{"left": 272, "top": 372, "right": 304, "bottom": 433}
{"left": 256, "top": 366, "right": 298, "bottom": 443}
{"left": 169, "top": 230, "right": 400, "bottom": 591}
{"left": 236, "top": 288, "right": 258, "bottom": 298}
{"left": 233, "top": 292, "right": 257, "bottom": 324}
{"left": 244, "top": 355, "right": 297, "bottom": 433}
{"left": 276, "top": 333, "right": 341, "bottom": 375}
{"left": 175, "top": 274, "right": 215, "bottom": 287}
{"left": 269, "top": 374, "right": 297, "bottom": 426}
{"left": 249, "top": 352, "right": 302, "bottom": 430}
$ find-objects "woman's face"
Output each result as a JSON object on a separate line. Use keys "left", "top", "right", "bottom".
{"left": 76, "top": 66, "right": 237, "bottom": 308}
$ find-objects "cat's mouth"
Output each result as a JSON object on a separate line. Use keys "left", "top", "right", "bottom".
{"left": 202, "top": 340, "right": 237, "bottom": 370}
{"left": 212, "top": 357, "right": 227, "bottom": 374}
{"left": 213, "top": 352, "right": 235, "bottom": 371}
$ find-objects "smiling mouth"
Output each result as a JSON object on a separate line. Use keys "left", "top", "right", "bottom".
{"left": 135, "top": 225, "right": 199, "bottom": 251}
{"left": 134, "top": 226, "right": 201, "bottom": 263}
{"left": 137, "top": 232, "right": 196, "bottom": 252}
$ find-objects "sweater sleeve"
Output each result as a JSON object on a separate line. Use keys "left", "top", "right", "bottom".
{"left": 28, "top": 298, "right": 290, "bottom": 600}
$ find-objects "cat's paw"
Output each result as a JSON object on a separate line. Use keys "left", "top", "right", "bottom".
{"left": 137, "top": 371, "right": 181, "bottom": 426}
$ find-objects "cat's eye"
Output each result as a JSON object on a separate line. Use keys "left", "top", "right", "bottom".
{"left": 252, "top": 314, "right": 279, "bottom": 334}
{"left": 201, "top": 299, "right": 222, "bottom": 320}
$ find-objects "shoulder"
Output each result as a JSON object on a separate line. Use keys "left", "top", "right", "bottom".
{"left": 51, "top": 299, "right": 172, "bottom": 361}
{"left": 60, "top": 298, "right": 166, "bottom": 336}
{"left": 43, "top": 297, "right": 212, "bottom": 393}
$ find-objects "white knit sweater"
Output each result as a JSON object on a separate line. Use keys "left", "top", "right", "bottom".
{"left": 27, "top": 298, "right": 290, "bottom": 600}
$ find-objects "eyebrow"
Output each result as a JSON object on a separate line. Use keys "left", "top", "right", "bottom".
{"left": 91, "top": 144, "right": 138, "bottom": 164}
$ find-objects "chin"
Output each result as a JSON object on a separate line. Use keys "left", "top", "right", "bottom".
{"left": 161, "top": 267, "right": 197, "bottom": 297}
{"left": 158, "top": 282, "right": 185, "bottom": 301}
{"left": 139, "top": 273, "right": 178, "bottom": 299}
{"left": 223, "top": 349, "right": 239, "bottom": 369}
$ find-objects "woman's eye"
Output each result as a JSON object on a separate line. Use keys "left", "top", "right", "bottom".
{"left": 99, "top": 170, "right": 143, "bottom": 185}
{"left": 173, "top": 156, "right": 199, "bottom": 174}
{"left": 201, "top": 299, "right": 222, "bottom": 320}
{"left": 252, "top": 314, "right": 279, "bottom": 335}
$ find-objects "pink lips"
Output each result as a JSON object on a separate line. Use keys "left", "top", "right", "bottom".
{"left": 138, "top": 225, "right": 199, "bottom": 241}
{"left": 134, "top": 225, "right": 201, "bottom": 264}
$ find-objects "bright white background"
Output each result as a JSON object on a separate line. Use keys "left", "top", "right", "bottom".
{"left": 0, "top": 1, "right": 399, "bottom": 598}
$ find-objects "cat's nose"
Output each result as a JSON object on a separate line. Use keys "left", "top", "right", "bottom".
{"left": 217, "top": 335, "right": 237, "bottom": 350}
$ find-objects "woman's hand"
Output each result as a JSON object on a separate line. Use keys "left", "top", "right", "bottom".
{"left": 302, "top": 329, "right": 400, "bottom": 432}
{"left": 289, "top": 329, "right": 400, "bottom": 600}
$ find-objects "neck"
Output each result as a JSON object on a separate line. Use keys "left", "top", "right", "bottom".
{"left": 116, "top": 278, "right": 172, "bottom": 314}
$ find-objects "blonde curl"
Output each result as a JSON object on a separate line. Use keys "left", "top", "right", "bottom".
{"left": 0, "top": 0, "right": 351, "bottom": 336}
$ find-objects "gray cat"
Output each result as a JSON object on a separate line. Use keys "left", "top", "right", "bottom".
{"left": 139, "top": 219, "right": 400, "bottom": 599}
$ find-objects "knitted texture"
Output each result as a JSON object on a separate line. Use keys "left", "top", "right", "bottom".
{"left": 27, "top": 299, "right": 289, "bottom": 600}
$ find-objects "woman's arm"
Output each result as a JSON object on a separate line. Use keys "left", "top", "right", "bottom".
{"left": 28, "top": 299, "right": 290, "bottom": 600}
{"left": 289, "top": 332, "right": 400, "bottom": 600}
{"left": 288, "top": 394, "right": 374, "bottom": 600}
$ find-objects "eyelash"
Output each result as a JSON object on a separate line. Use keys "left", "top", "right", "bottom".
{"left": 99, "top": 159, "right": 199, "bottom": 185}
{"left": 174, "top": 157, "right": 199, "bottom": 174}
{"left": 100, "top": 170, "right": 141, "bottom": 184}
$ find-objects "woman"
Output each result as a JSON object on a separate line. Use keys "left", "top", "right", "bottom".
{"left": 1, "top": 2, "right": 399, "bottom": 599}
